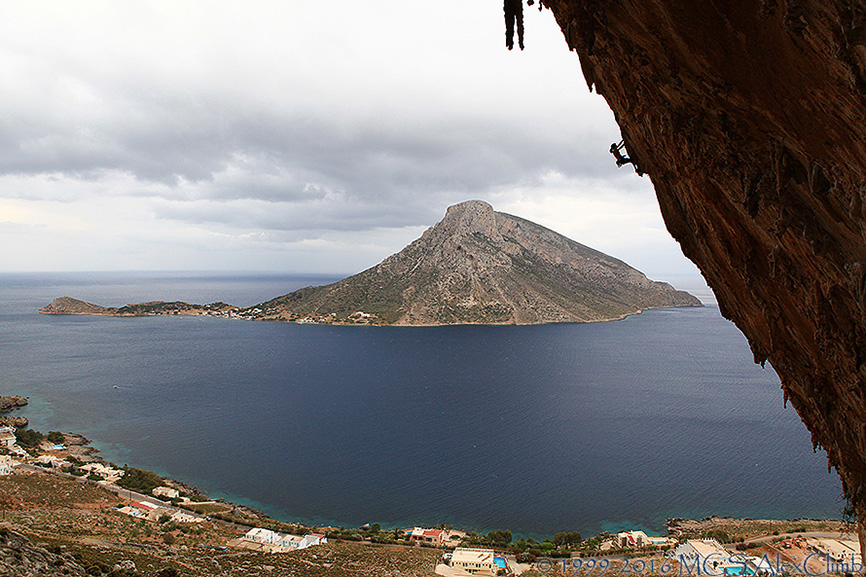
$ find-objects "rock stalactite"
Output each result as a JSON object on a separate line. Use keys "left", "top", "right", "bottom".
{"left": 523, "top": 0, "right": 866, "bottom": 545}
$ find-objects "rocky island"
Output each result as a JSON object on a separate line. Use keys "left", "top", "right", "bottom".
{"left": 40, "top": 201, "right": 700, "bottom": 325}
{"left": 254, "top": 200, "right": 701, "bottom": 324}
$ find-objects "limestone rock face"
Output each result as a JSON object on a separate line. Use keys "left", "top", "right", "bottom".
{"left": 537, "top": 0, "right": 866, "bottom": 536}
{"left": 261, "top": 200, "right": 700, "bottom": 324}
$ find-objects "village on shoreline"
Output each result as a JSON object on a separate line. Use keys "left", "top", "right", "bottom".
{"left": 0, "top": 397, "right": 862, "bottom": 576}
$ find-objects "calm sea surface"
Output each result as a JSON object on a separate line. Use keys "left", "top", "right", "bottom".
{"left": 0, "top": 272, "right": 843, "bottom": 538}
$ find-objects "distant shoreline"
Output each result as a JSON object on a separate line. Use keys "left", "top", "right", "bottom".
{"left": 38, "top": 295, "right": 702, "bottom": 326}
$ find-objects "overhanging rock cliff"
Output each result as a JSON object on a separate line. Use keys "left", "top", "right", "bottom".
{"left": 527, "top": 0, "right": 866, "bottom": 536}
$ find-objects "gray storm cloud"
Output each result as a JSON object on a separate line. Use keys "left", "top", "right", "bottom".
{"left": 0, "top": 1, "right": 696, "bottom": 276}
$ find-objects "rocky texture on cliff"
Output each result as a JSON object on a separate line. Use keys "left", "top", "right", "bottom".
{"left": 529, "top": 0, "right": 866, "bottom": 538}
{"left": 256, "top": 201, "right": 700, "bottom": 324}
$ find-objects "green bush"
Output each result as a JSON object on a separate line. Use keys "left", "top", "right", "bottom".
{"left": 703, "top": 529, "right": 732, "bottom": 543}
{"left": 46, "top": 431, "right": 65, "bottom": 444}
{"left": 117, "top": 467, "right": 163, "bottom": 494}
{"left": 554, "top": 531, "right": 582, "bottom": 547}
{"left": 14, "top": 428, "right": 43, "bottom": 448}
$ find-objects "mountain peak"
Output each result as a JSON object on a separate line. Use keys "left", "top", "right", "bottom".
{"left": 438, "top": 199, "right": 497, "bottom": 237}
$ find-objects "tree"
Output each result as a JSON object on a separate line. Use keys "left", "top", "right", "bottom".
{"left": 702, "top": 529, "right": 731, "bottom": 543}
{"left": 14, "top": 428, "right": 43, "bottom": 448}
{"left": 843, "top": 491, "right": 857, "bottom": 526}
{"left": 554, "top": 531, "right": 582, "bottom": 547}
{"left": 46, "top": 431, "right": 65, "bottom": 444}
{"left": 486, "top": 529, "right": 512, "bottom": 546}
{"left": 117, "top": 467, "right": 163, "bottom": 494}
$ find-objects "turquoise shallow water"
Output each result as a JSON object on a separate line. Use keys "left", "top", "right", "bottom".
{"left": 0, "top": 272, "right": 843, "bottom": 538}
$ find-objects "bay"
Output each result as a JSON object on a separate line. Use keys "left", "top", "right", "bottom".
{"left": 0, "top": 272, "right": 843, "bottom": 538}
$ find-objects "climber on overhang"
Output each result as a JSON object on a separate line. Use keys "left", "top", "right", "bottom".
{"left": 610, "top": 141, "right": 644, "bottom": 175}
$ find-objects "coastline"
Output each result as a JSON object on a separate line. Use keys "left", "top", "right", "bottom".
{"left": 2, "top": 400, "right": 856, "bottom": 577}
{"left": 4, "top": 414, "right": 847, "bottom": 543}
{"left": 3, "top": 277, "right": 841, "bottom": 540}
{"left": 38, "top": 295, "right": 702, "bottom": 327}
{"left": 4, "top": 423, "right": 850, "bottom": 539}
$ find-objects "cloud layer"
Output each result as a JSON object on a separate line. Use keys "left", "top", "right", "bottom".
{"left": 0, "top": 1, "right": 699, "bottom": 278}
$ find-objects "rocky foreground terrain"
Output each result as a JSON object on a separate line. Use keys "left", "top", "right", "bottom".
{"left": 0, "top": 469, "right": 440, "bottom": 577}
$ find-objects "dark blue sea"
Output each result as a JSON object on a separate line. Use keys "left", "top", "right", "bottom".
{"left": 0, "top": 272, "right": 843, "bottom": 538}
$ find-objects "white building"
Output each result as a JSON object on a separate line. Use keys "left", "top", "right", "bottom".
{"left": 450, "top": 548, "right": 500, "bottom": 576}
{"left": 81, "top": 462, "right": 124, "bottom": 481}
{"left": 617, "top": 530, "right": 650, "bottom": 548}
{"left": 807, "top": 537, "right": 862, "bottom": 566}
{"left": 36, "top": 455, "right": 67, "bottom": 468}
{"left": 279, "top": 535, "right": 305, "bottom": 549}
{"left": 243, "top": 527, "right": 280, "bottom": 545}
{"left": 301, "top": 533, "right": 327, "bottom": 548}
{"left": 648, "top": 536, "right": 676, "bottom": 546}
{"left": 407, "top": 527, "right": 446, "bottom": 546}
{"left": 240, "top": 528, "right": 327, "bottom": 552}
{"left": 153, "top": 486, "right": 180, "bottom": 500}
{"left": 117, "top": 505, "right": 148, "bottom": 519}
{"left": 0, "top": 426, "right": 16, "bottom": 448}
{"left": 170, "top": 510, "right": 203, "bottom": 524}
{"left": 276, "top": 532, "right": 327, "bottom": 550}
{"left": 668, "top": 539, "right": 731, "bottom": 573}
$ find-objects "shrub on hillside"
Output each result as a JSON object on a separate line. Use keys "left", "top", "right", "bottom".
{"left": 117, "top": 467, "right": 163, "bottom": 494}
{"left": 46, "top": 431, "right": 65, "bottom": 444}
{"left": 14, "top": 428, "right": 43, "bottom": 448}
